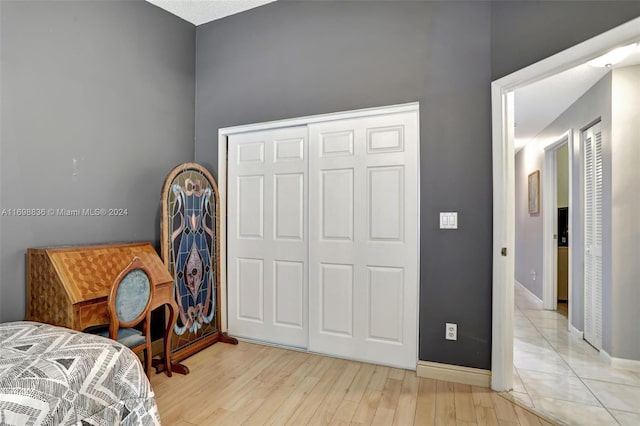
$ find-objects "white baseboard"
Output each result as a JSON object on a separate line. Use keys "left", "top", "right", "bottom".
{"left": 570, "top": 325, "right": 583, "bottom": 340}
{"left": 600, "top": 349, "right": 640, "bottom": 372}
{"left": 416, "top": 360, "right": 491, "bottom": 388}
{"left": 515, "top": 280, "right": 543, "bottom": 303}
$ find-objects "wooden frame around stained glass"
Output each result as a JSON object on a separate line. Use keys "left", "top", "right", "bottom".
{"left": 160, "top": 163, "right": 237, "bottom": 373}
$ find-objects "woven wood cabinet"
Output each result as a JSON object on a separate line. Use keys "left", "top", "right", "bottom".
{"left": 26, "top": 242, "right": 174, "bottom": 332}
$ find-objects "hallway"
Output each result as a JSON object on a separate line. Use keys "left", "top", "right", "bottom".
{"left": 511, "top": 283, "right": 640, "bottom": 425}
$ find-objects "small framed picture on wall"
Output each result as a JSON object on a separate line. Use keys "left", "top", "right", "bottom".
{"left": 528, "top": 170, "right": 540, "bottom": 214}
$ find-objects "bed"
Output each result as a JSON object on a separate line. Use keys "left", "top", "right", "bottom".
{"left": 0, "top": 321, "right": 161, "bottom": 425}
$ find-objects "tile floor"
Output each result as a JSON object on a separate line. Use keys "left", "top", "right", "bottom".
{"left": 511, "top": 283, "right": 640, "bottom": 425}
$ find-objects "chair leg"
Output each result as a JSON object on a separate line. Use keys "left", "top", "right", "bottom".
{"left": 144, "top": 345, "right": 152, "bottom": 378}
{"left": 144, "top": 316, "right": 152, "bottom": 378}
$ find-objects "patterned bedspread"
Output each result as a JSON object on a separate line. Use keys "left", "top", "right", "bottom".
{"left": 0, "top": 321, "right": 161, "bottom": 425}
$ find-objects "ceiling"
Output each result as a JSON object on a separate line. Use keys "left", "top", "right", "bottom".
{"left": 146, "top": 0, "right": 277, "bottom": 26}
{"left": 514, "top": 43, "right": 640, "bottom": 152}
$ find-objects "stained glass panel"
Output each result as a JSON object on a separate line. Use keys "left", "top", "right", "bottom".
{"left": 165, "top": 167, "right": 219, "bottom": 354}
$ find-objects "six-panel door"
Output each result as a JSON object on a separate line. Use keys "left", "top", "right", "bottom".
{"left": 308, "top": 112, "right": 418, "bottom": 369}
{"left": 227, "top": 126, "right": 309, "bottom": 348}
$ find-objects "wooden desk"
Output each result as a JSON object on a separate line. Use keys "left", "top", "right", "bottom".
{"left": 26, "top": 242, "right": 177, "bottom": 376}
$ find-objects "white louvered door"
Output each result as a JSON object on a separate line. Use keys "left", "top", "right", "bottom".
{"left": 227, "top": 127, "right": 308, "bottom": 348}
{"left": 583, "top": 122, "right": 603, "bottom": 350}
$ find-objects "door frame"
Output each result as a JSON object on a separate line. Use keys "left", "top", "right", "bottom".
{"left": 542, "top": 130, "right": 573, "bottom": 321}
{"left": 217, "top": 102, "right": 420, "bottom": 358}
{"left": 491, "top": 16, "right": 640, "bottom": 391}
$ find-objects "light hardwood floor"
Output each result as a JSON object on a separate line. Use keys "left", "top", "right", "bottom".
{"left": 150, "top": 342, "right": 556, "bottom": 425}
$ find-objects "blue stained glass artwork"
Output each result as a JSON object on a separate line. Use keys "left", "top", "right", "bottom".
{"left": 165, "top": 168, "right": 219, "bottom": 353}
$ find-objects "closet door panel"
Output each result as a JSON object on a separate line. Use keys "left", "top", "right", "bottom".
{"left": 583, "top": 122, "right": 603, "bottom": 350}
{"left": 227, "top": 127, "right": 308, "bottom": 348}
{"left": 308, "top": 111, "right": 419, "bottom": 369}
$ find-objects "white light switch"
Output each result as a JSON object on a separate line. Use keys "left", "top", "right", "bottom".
{"left": 439, "top": 212, "right": 458, "bottom": 229}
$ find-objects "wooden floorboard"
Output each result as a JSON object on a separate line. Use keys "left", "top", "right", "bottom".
{"left": 392, "top": 371, "right": 419, "bottom": 426}
{"left": 150, "top": 342, "right": 557, "bottom": 426}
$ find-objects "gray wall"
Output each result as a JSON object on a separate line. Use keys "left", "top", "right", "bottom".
{"left": 514, "top": 147, "right": 543, "bottom": 298}
{"left": 0, "top": 0, "right": 195, "bottom": 321}
{"left": 515, "top": 74, "right": 612, "bottom": 333}
{"left": 195, "top": 0, "right": 494, "bottom": 369}
{"left": 610, "top": 65, "right": 640, "bottom": 360}
{"left": 195, "top": 0, "right": 640, "bottom": 370}
{"left": 491, "top": 1, "right": 640, "bottom": 80}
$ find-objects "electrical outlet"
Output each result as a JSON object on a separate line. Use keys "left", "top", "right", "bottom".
{"left": 446, "top": 323, "right": 457, "bottom": 340}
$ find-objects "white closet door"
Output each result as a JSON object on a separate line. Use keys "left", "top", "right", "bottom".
{"left": 583, "top": 122, "right": 603, "bottom": 350}
{"left": 227, "top": 127, "right": 308, "bottom": 348}
{"left": 308, "top": 112, "right": 419, "bottom": 369}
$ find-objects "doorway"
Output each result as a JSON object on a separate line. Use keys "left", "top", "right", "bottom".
{"left": 542, "top": 132, "right": 572, "bottom": 323}
{"left": 491, "top": 16, "right": 640, "bottom": 391}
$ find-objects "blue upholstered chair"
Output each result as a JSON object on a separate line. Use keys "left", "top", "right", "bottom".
{"left": 89, "top": 257, "right": 155, "bottom": 377}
